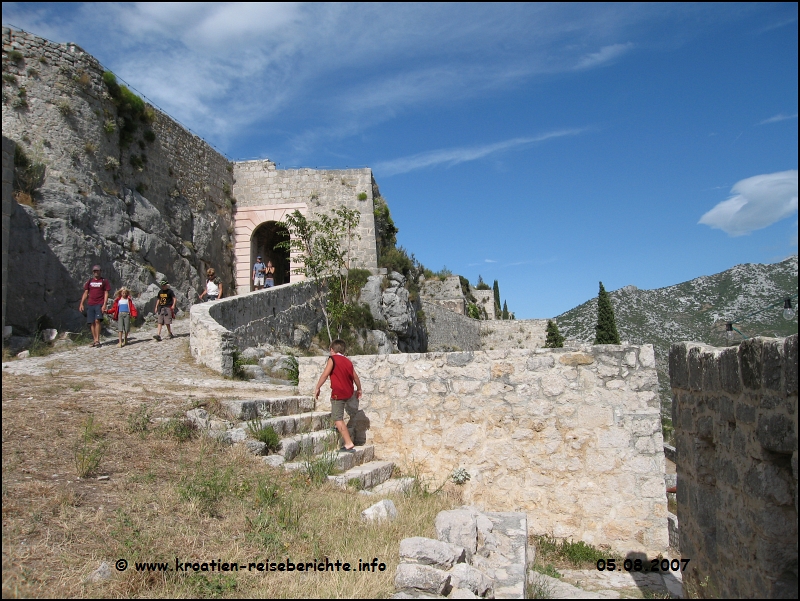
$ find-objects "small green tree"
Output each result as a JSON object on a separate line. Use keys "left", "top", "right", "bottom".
{"left": 544, "top": 320, "right": 565, "bottom": 348}
{"left": 476, "top": 275, "right": 490, "bottom": 290}
{"left": 502, "top": 300, "right": 509, "bottom": 320}
{"left": 276, "top": 207, "right": 361, "bottom": 342}
{"left": 594, "top": 281, "right": 621, "bottom": 344}
{"left": 493, "top": 280, "right": 501, "bottom": 316}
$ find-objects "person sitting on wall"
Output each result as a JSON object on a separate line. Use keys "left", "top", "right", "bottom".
{"left": 198, "top": 268, "right": 223, "bottom": 301}
{"left": 265, "top": 260, "right": 276, "bottom": 288}
{"left": 253, "top": 256, "right": 266, "bottom": 290}
{"left": 153, "top": 279, "right": 176, "bottom": 341}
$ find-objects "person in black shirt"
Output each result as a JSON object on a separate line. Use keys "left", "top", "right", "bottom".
{"left": 153, "top": 279, "right": 177, "bottom": 341}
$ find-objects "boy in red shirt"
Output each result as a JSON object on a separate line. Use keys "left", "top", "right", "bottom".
{"left": 314, "top": 339, "right": 362, "bottom": 452}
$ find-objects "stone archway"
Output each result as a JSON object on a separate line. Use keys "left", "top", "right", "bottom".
{"left": 233, "top": 203, "right": 307, "bottom": 293}
{"left": 251, "top": 221, "right": 290, "bottom": 290}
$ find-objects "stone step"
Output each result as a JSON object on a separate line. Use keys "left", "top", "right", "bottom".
{"left": 279, "top": 429, "right": 337, "bottom": 461}
{"left": 239, "top": 411, "right": 331, "bottom": 437}
{"left": 283, "top": 445, "right": 375, "bottom": 472}
{"left": 328, "top": 460, "right": 394, "bottom": 490}
{"left": 222, "top": 396, "right": 315, "bottom": 420}
{"left": 362, "top": 476, "right": 416, "bottom": 496}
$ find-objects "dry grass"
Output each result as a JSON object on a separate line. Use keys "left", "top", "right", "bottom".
{"left": 1, "top": 372, "right": 460, "bottom": 598}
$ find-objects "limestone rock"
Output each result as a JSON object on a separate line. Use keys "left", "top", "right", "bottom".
{"left": 361, "top": 275, "right": 384, "bottom": 321}
{"left": 435, "top": 509, "right": 478, "bottom": 559}
{"left": 262, "top": 455, "right": 285, "bottom": 468}
{"left": 185, "top": 408, "right": 210, "bottom": 429}
{"left": 292, "top": 325, "right": 311, "bottom": 349}
{"left": 361, "top": 499, "right": 398, "bottom": 522}
{"left": 241, "top": 347, "right": 267, "bottom": 361}
{"left": 448, "top": 587, "right": 479, "bottom": 599}
{"left": 399, "top": 537, "right": 466, "bottom": 569}
{"left": 85, "top": 561, "right": 112, "bottom": 583}
{"left": 243, "top": 440, "right": 267, "bottom": 455}
{"left": 559, "top": 352, "right": 595, "bottom": 366}
{"left": 447, "top": 563, "right": 493, "bottom": 598}
{"left": 395, "top": 563, "right": 451, "bottom": 596}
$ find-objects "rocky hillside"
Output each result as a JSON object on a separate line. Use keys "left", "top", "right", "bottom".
{"left": 555, "top": 255, "right": 799, "bottom": 409}
{"left": 3, "top": 29, "right": 235, "bottom": 335}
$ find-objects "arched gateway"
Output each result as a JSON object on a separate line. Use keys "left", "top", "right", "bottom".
{"left": 232, "top": 203, "right": 307, "bottom": 293}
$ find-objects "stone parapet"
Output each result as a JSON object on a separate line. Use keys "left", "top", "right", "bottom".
{"left": 299, "top": 343, "right": 668, "bottom": 554}
{"left": 422, "top": 301, "right": 480, "bottom": 352}
{"left": 478, "top": 319, "right": 548, "bottom": 350}
{"left": 190, "top": 281, "right": 321, "bottom": 375}
{"left": 670, "top": 335, "right": 798, "bottom": 598}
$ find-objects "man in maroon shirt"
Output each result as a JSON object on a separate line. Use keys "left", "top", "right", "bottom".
{"left": 78, "top": 265, "right": 110, "bottom": 347}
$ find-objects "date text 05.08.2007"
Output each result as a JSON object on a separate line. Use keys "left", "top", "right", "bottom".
{"left": 597, "top": 558, "right": 689, "bottom": 572}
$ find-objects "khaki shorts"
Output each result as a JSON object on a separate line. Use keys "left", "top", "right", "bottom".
{"left": 330, "top": 395, "right": 358, "bottom": 422}
{"left": 157, "top": 307, "right": 172, "bottom": 325}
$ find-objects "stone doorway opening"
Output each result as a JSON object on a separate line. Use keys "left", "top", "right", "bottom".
{"left": 250, "top": 221, "right": 290, "bottom": 290}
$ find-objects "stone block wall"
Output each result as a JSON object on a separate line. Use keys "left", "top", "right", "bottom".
{"left": 670, "top": 336, "right": 798, "bottom": 598}
{"left": 421, "top": 276, "right": 467, "bottom": 315}
{"left": 473, "top": 289, "right": 497, "bottom": 320}
{"left": 232, "top": 160, "right": 378, "bottom": 291}
{"left": 479, "top": 319, "right": 548, "bottom": 351}
{"left": 299, "top": 344, "right": 669, "bottom": 554}
{"left": 190, "top": 282, "right": 321, "bottom": 375}
{"left": 422, "top": 301, "right": 481, "bottom": 352}
{"left": 2, "top": 28, "right": 235, "bottom": 332}
{"left": 2, "top": 136, "right": 14, "bottom": 334}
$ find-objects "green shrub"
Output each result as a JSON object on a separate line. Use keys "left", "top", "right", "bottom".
{"left": 3, "top": 73, "right": 18, "bottom": 85}
{"left": 357, "top": 192, "right": 368, "bottom": 200}
{"left": 246, "top": 420, "right": 281, "bottom": 453}
{"left": 73, "top": 416, "right": 106, "bottom": 478}
{"left": 7, "top": 50, "right": 24, "bottom": 63}
{"left": 143, "top": 129, "right": 156, "bottom": 143}
{"left": 157, "top": 417, "right": 198, "bottom": 442}
{"left": 103, "top": 119, "right": 116, "bottom": 134}
{"left": 13, "top": 145, "right": 45, "bottom": 197}
{"left": 284, "top": 354, "right": 299, "bottom": 386}
{"left": 135, "top": 182, "right": 147, "bottom": 195}
{"left": 379, "top": 246, "right": 413, "bottom": 276}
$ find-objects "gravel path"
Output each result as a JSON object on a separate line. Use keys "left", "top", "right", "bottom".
{"left": 2, "top": 319, "right": 296, "bottom": 397}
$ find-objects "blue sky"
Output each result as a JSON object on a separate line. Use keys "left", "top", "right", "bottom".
{"left": 4, "top": 3, "right": 798, "bottom": 318}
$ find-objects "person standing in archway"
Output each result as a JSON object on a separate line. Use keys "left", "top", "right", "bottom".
{"left": 265, "top": 260, "right": 276, "bottom": 288}
{"left": 252, "top": 256, "right": 266, "bottom": 290}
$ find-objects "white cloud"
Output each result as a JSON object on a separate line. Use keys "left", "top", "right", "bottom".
{"left": 759, "top": 113, "right": 798, "bottom": 125}
{"left": 699, "top": 170, "right": 798, "bottom": 236}
{"left": 374, "top": 130, "right": 584, "bottom": 176}
{"left": 574, "top": 43, "right": 634, "bottom": 69}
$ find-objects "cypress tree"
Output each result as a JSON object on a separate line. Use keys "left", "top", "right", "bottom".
{"left": 493, "top": 280, "right": 501, "bottom": 317}
{"left": 502, "top": 300, "right": 509, "bottom": 320}
{"left": 545, "top": 320, "right": 564, "bottom": 348}
{"left": 594, "top": 281, "right": 621, "bottom": 344}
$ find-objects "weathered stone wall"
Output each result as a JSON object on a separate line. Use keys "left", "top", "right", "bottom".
{"left": 190, "top": 282, "right": 321, "bottom": 375}
{"left": 2, "top": 136, "right": 14, "bottom": 334}
{"left": 421, "top": 275, "right": 466, "bottom": 315}
{"left": 422, "top": 301, "right": 481, "bottom": 352}
{"left": 2, "top": 28, "right": 235, "bottom": 333}
{"left": 670, "top": 336, "right": 798, "bottom": 598}
{"left": 473, "top": 289, "right": 496, "bottom": 320}
{"left": 479, "top": 319, "right": 548, "bottom": 351}
{"left": 232, "top": 160, "right": 378, "bottom": 292}
{"left": 299, "top": 344, "right": 669, "bottom": 554}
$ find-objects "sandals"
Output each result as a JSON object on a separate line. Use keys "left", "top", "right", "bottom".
{"left": 340, "top": 447, "right": 356, "bottom": 453}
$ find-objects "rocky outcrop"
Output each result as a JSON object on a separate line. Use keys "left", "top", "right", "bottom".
{"left": 360, "top": 271, "right": 427, "bottom": 353}
{"left": 2, "top": 28, "right": 234, "bottom": 335}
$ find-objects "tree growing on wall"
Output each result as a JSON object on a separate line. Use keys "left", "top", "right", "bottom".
{"left": 493, "top": 280, "right": 501, "bottom": 317}
{"left": 276, "top": 207, "right": 361, "bottom": 343}
{"left": 594, "top": 281, "right": 621, "bottom": 344}
{"left": 544, "top": 320, "right": 565, "bottom": 348}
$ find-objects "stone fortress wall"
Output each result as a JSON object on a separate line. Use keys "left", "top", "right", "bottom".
{"left": 299, "top": 344, "right": 669, "bottom": 555}
{"left": 670, "top": 335, "right": 798, "bottom": 599}
{"left": 479, "top": 319, "right": 549, "bottom": 351}
{"left": 2, "top": 136, "right": 14, "bottom": 334}
{"left": 232, "top": 160, "right": 379, "bottom": 292}
{"left": 2, "top": 28, "right": 235, "bottom": 333}
{"left": 422, "top": 300, "right": 481, "bottom": 352}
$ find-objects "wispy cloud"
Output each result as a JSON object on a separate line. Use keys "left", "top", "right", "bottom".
{"left": 759, "top": 113, "right": 798, "bottom": 125}
{"left": 374, "top": 130, "right": 584, "bottom": 176}
{"left": 468, "top": 259, "right": 498, "bottom": 266}
{"left": 574, "top": 43, "right": 634, "bottom": 70}
{"left": 699, "top": 170, "right": 798, "bottom": 236}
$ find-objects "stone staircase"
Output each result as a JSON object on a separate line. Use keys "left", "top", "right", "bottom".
{"left": 210, "top": 396, "right": 398, "bottom": 491}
